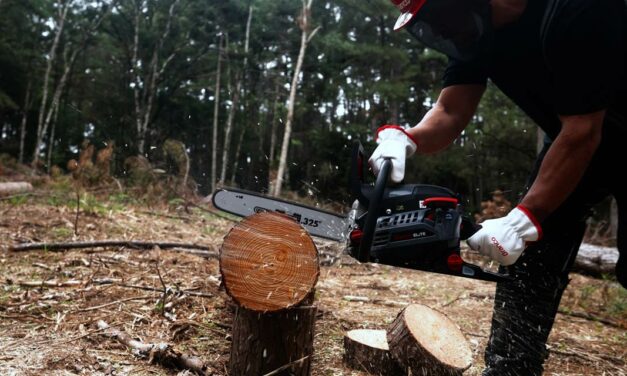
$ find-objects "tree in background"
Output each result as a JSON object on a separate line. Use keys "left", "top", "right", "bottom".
{"left": 273, "top": 0, "right": 320, "bottom": 197}
{"left": 0, "top": 0, "right": 538, "bottom": 213}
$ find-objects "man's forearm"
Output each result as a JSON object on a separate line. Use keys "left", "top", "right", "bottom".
{"left": 520, "top": 112, "right": 604, "bottom": 222}
{"left": 406, "top": 84, "right": 485, "bottom": 154}
{"left": 407, "top": 105, "right": 467, "bottom": 154}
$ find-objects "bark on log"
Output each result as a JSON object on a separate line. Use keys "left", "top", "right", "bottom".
{"left": 220, "top": 212, "right": 319, "bottom": 376}
{"left": 220, "top": 211, "right": 319, "bottom": 311}
{"left": 229, "top": 296, "right": 317, "bottom": 376}
{"left": 343, "top": 329, "right": 403, "bottom": 375}
{"left": 387, "top": 304, "right": 472, "bottom": 376}
{"left": 573, "top": 243, "right": 619, "bottom": 276}
{"left": 0, "top": 182, "right": 33, "bottom": 196}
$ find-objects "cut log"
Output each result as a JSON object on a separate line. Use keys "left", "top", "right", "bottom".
{"left": 220, "top": 211, "right": 319, "bottom": 311}
{"left": 0, "top": 182, "right": 33, "bottom": 196}
{"left": 387, "top": 304, "right": 472, "bottom": 376}
{"left": 573, "top": 243, "right": 619, "bottom": 276}
{"left": 220, "top": 212, "right": 319, "bottom": 376}
{"left": 343, "top": 329, "right": 403, "bottom": 375}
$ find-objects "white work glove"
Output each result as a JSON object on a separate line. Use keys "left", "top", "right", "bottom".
{"left": 369, "top": 125, "right": 418, "bottom": 183}
{"left": 467, "top": 205, "right": 542, "bottom": 266}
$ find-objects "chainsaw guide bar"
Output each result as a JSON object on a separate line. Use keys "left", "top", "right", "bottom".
{"left": 212, "top": 188, "right": 350, "bottom": 241}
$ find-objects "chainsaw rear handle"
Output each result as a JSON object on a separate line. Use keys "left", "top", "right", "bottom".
{"left": 357, "top": 158, "right": 392, "bottom": 263}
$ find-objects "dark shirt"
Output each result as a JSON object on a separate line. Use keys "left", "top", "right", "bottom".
{"left": 442, "top": 0, "right": 626, "bottom": 142}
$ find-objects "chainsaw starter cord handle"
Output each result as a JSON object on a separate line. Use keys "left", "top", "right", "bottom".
{"left": 358, "top": 158, "right": 392, "bottom": 263}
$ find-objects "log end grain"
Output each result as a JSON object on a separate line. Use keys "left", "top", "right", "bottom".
{"left": 220, "top": 211, "right": 319, "bottom": 312}
{"left": 387, "top": 304, "right": 472, "bottom": 375}
{"left": 344, "top": 329, "right": 403, "bottom": 375}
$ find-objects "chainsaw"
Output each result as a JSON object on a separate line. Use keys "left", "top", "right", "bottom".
{"left": 213, "top": 142, "right": 512, "bottom": 283}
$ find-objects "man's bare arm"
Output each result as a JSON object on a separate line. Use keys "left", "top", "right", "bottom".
{"left": 407, "top": 84, "right": 485, "bottom": 154}
{"left": 520, "top": 111, "right": 605, "bottom": 222}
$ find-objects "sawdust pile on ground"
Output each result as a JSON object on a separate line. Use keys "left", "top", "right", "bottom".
{"left": 0, "top": 194, "right": 625, "bottom": 375}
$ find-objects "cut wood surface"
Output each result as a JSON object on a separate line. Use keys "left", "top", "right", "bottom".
{"left": 343, "top": 329, "right": 403, "bottom": 375}
{"left": 220, "top": 211, "right": 319, "bottom": 312}
{"left": 0, "top": 182, "right": 33, "bottom": 196}
{"left": 387, "top": 304, "right": 472, "bottom": 376}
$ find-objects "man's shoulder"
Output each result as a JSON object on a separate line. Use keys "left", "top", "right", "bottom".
{"left": 543, "top": 0, "right": 624, "bottom": 42}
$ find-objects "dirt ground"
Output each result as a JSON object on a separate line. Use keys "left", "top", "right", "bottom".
{"left": 0, "top": 192, "right": 625, "bottom": 376}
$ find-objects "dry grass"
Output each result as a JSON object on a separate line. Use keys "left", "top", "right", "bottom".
{"left": 0, "top": 191, "right": 625, "bottom": 376}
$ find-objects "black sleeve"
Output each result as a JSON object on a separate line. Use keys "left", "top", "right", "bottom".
{"left": 442, "top": 55, "right": 488, "bottom": 88}
{"left": 545, "top": 0, "right": 625, "bottom": 116}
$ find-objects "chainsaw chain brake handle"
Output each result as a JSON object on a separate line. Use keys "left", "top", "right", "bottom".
{"left": 357, "top": 157, "right": 392, "bottom": 263}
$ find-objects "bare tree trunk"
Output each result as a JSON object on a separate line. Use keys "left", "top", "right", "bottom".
{"left": 273, "top": 0, "right": 320, "bottom": 197}
{"left": 18, "top": 81, "right": 33, "bottom": 164}
{"left": 230, "top": 127, "right": 246, "bottom": 184}
{"left": 133, "top": 0, "right": 180, "bottom": 154}
{"left": 37, "top": 48, "right": 77, "bottom": 169}
{"left": 220, "top": 5, "right": 252, "bottom": 185}
{"left": 220, "top": 69, "right": 239, "bottom": 184}
{"left": 268, "top": 81, "right": 280, "bottom": 166}
{"left": 33, "top": 0, "right": 70, "bottom": 167}
{"left": 131, "top": 0, "right": 143, "bottom": 153}
{"left": 46, "top": 101, "right": 61, "bottom": 171}
{"left": 267, "top": 81, "right": 281, "bottom": 193}
{"left": 211, "top": 35, "right": 224, "bottom": 193}
{"left": 33, "top": 0, "right": 110, "bottom": 167}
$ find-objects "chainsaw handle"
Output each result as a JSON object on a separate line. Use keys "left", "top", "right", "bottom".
{"left": 460, "top": 216, "right": 482, "bottom": 240}
{"left": 357, "top": 158, "right": 392, "bottom": 263}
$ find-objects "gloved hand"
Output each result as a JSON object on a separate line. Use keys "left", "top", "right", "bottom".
{"left": 369, "top": 125, "right": 418, "bottom": 183}
{"left": 467, "top": 205, "right": 542, "bottom": 265}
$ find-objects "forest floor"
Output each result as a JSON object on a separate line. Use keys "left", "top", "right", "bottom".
{"left": 0, "top": 188, "right": 625, "bottom": 376}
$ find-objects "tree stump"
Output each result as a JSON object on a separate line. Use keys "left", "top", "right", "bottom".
{"left": 343, "top": 329, "right": 403, "bottom": 375}
{"left": 220, "top": 212, "right": 319, "bottom": 376}
{"left": 387, "top": 304, "right": 472, "bottom": 376}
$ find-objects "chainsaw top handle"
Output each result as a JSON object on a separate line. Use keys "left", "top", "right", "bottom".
{"left": 357, "top": 157, "right": 392, "bottom": 263}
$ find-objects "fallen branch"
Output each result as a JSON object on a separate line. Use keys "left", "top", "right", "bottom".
{"left": 14, "top": 279, "right": 83, "bottom": 288}
{"left": 548, "top": 346, "right": 626, "bottom": 372}
{"left": 9, "top": 240, "right": 212, "bottom": 253}
{"left": 185, "top": 200, "right": 238, "bottom": 222}
{"left": 4, "top": 278, "right": 214, "bottom": 298}
{"left": 72, "top": 295, "right": 153, "bottom": 313}
{"left": 262, "top": 355, "right": 310, "bottom": 376}
{"left": 557, "top": 308, "right": 625, "bottom": 329}
{"left": 97, "top": 320, "right": 211, "bottom": 375}
{"left": 108, "top": 282, "right": 214, "bottom": 298}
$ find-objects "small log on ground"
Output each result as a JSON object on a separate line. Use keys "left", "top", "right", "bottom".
{"left": 343, "top": 329, "right": 403, "bottom": 375}
{"left": 573, "top": 243, "right": 619, "bottom": 276}
{"left": 0, "top": 182, "right": 33, "bottom": 196}
{"left": 387, "top": 304, "right": 472, "bottom": 376}
{"left": 220, "top": 212, "right": 319, "bottom": 376}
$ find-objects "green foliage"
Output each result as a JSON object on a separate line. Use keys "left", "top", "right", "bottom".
{"left": 78, "top": 192, "right": 108, "bottom": 216}
{"left": 6, "top": 194, "right": 29, "bottom": 206}
{"left": 0, "top": 0, "right": 537, "bottom": 210}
